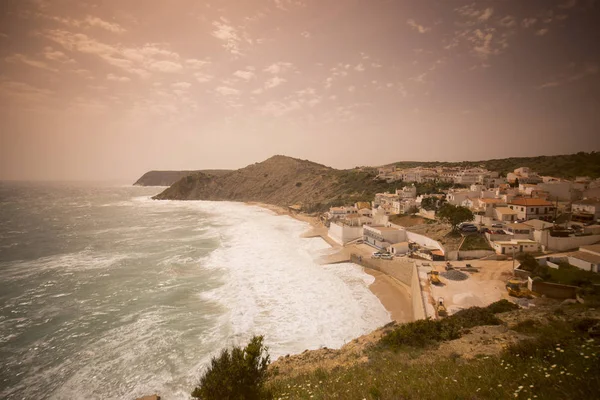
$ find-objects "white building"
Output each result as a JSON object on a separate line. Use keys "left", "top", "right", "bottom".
{"left": 508, "top": 198, "right": 555, "bottom": 221}
{"left": 567, "top": 244, "right": 600, "bottom": 273}
{"left": 363, "top": 225, "right": 405, "bottom": 249}
{"left": 572, "top": 198, "right": 600, "bottom": 224}
{"left": 494, "top": 207, "right": 518, "bottom": 223}
{"left": 492, "top": 239, "right": 540, "bottom": 255}
{"left": 507, "top": 167, "right": 542, "bottom": 184}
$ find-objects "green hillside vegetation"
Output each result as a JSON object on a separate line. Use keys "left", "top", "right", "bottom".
{"left": 392, "top": 151, "right": 600, "bottom": 179}
{"left": 190, "top": 301, "right": 600, "bottom": 400}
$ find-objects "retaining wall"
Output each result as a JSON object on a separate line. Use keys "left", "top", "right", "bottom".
{"left": 411, "top": 263, "right": 426, "bottom": 320}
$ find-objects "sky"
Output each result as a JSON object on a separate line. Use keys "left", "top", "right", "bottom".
{"left": 0, "top": 0, "right": 599, "bottom": 181}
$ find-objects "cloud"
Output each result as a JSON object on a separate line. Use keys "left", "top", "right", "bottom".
{"left": 536, "top": 28, "right": 549, "bottom": 36}
{"left": 274, "top": 0, "right": 305, "bottom": 11}
{"left": 194, "top": 71, "right": 213, "bottom": 83}
{"left": 44, "top": 14, "right": 126, "bottom": 34}
{"left": 348, "top": 86, "right": 356, "bottom": 92}
{"left": 499, "top": 15, "right": 516, "bottom": 28}
{"left": 215, "top": 86, "right": 240, "bottom": 96}
{"left": 264, "top": 62, "right": 294, "bottom": 74}
{"left": 479, "top": 8, "right": 494, "bottom": 21}
{"left": 42, "top": 30, "right": 186, "bottom": 78}
{"left": 354, "top": 63, "right": 365, "bottom": 72}
{"left": 301, "top": 31, "right": 310, "bottom": 39}
{"left": 558, "top": 0, "right": 577, "bottom": 9}
{"left": 5, "top": 53, "right": 58, "bottom": 72}
{"left": 455, "top": 5, "right": 494, "bottom": 22}
{"left": 148, "top": 60, "right": 183, "bottom": 73}
{"left": 0, "top": 78, "right": 54, "bottom": 103}
{"left": 233, "top": 70, "right": 255, "bottom": 80}
{"left": 538, "top": 63, "right": 598, "bottom": 89}
{"left": 107, "top": 73, "right": 130, "bottom": 82}
{"left": 407, "top": 19, "right": 430, "bottom": 33}
{"left": 43, "top": 47, "right": 75, "bottom": 63}
{"left": 212, "top": 19, "right": 247, "bottom": 56}
{"left": 265, "top": 76, "right": 286, "bottom": 89}
{"left": 186, "top": 58, "right": 210, "bottom": 69}
{"left": 258, "top": 100, "right": 301, "bottom": 116}
{"left": 83, "top": 16, "right": 126, "bottom": 33}
{"left": 171, "top": 82, "right": 192, "bottom": 89}
{"left": 521, "top": 18, "right": 537, "bottom": 28}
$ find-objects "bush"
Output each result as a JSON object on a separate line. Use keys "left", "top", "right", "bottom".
{"left": 380, "top": 318, "right": 461, "bottom": 349}
{"left": 486, "top": 299, "right": 520, "bottom": 314}
{"left": 191, "top": 336, "right": 271, "bottom": 400}
{"left": 380, "top": 301, "right": 516, "bottom": 350}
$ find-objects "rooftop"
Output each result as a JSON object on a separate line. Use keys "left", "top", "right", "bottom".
{"left": 366, "top": 225, "right": 402, "bottom": 232}
{"left": 506, "top": 223, "right": 532, "bottom": 230}
{"left": 479, "top": 198, "right": 505, "bottom": 204}
{"left": 523, "top": 219, "right": 554, "bottom": 230}
{"left": 580, "top": 244, "right": 600, "bottom": 255}
{"left": 569, "top": 250, "right": 600, "bottom": 264}
{"left": 573, "top": 198, "right": 600, "bottom": 205}
{"left": 509, "top": 198, "right": 553, "bottom": 206}
{"left": 495, "top": 207, "right": 518, "bottom": 214}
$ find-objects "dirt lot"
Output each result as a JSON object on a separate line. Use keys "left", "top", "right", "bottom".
{"left": 405, "top": 222, "right": 463, "bottom": 252}
{"left": 419, "top": 260, "right": 516, "bottom": 317}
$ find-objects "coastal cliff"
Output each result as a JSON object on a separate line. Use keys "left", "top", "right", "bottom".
{"left": 152, "top": 155, "right": 399, "bottom": 209}
{"left": 133, "top": 169, "right": 231, "bottom": 186}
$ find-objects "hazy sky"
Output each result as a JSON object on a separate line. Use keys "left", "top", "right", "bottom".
{"left": 1, "top": 0, "right": 599, "bottom": 181}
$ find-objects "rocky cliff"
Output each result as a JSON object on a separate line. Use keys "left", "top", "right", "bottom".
{"left": 133, "top": 170, "right": 231, "bottom": 186}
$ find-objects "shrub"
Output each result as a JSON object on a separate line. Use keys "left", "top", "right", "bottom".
{"left": 295, "top": 182, "right": 302, "bottom": 187}
{"left": 191, "top": 336, "right": 271, "bottom": 400}
{"left": 511, "top": 318, "right": 539, "bottom": 334}
{"left": 451, "top": 307, "right": 501, "bottom": 329}
{"left": 486, "top": 299, "right": 520, "bottom": 314}
{"left": 380, "top": 318, "right": 461, "bottom": 349}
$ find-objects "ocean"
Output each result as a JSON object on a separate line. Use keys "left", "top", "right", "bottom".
{"left": 0, "top": 182, "right": 390, "bottom": 399}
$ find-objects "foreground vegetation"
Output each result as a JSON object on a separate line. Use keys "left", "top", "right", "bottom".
{"left": 190, "top": 301, "right": 599, "bottom": 399}
{"left": 268, "top": 303, "right": 599, "bottom": 399}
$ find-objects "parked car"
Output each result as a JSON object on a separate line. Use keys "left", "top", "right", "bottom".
{"left": 380, "top": 254, "right": 393, "bottom": 260}
{"left": 491, "top": 223, "right": 504, "bottom": 228}
{"left": 480, "top": 227, "right": 490, "bottom": 233}
{"left": 461, "top": 225, "right": 478, "bottom": 232}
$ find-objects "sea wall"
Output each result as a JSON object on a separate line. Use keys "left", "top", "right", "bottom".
{"left": 411, "top": 263, "right": 426, "bottom": 320}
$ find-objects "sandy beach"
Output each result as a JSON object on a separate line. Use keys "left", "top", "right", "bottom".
{"left": 248, "top": 202, "right": 414, "bottom": 324}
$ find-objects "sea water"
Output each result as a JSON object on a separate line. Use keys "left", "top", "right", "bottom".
{"left": 0, "top": 182, "right": 390, "bottom": 399}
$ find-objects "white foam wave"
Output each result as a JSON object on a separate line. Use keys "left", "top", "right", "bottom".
{"left": 198, "top": 201, "right": 391, "bottom": 358}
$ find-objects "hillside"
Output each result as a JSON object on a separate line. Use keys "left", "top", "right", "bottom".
{"left": 391, "top": 151, "right": 600, "bottom": 179}
{"left": 152, "top": 155, "right": 402, "bottom": 210}
{"left": 265, "top": 300, "right": 600, "bottom": 399}
{"left": 133, "top": 169, "right": 231, "bottom": 186}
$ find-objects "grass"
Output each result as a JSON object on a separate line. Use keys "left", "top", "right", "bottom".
{"left": 267, "top": 308, "right": 600, "bottom": 399}
{"left": 379, "top": 300, "right": 518, "bottom": 350}
{"left": 546, "top": 262, "right": 600, "bottom": 286}
{"left": 460, "top": 234, "right": 493, "bottom": 251}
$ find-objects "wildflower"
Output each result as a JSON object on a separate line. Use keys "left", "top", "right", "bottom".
{"left": 518, "top": 386, "right": 523, "bottom": 389}
{"left": 498, "top": 384, "right": 503, "bottom": 387}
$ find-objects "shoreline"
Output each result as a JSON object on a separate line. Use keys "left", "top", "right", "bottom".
{"left": 247, "top": 201, "right": 413, "bottom": 324}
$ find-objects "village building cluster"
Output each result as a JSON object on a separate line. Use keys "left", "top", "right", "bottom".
{"left": 324, "top": 165, "right": 600, "bottom": 270}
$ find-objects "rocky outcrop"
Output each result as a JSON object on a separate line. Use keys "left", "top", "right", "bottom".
{"left": 133, "top": 170, "right": 231, "bottom": 186}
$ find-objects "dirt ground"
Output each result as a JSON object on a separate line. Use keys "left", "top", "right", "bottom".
{"left": 419, "top": 260, "right": 516, "bottom": 317}
{"left": 405, "top": 222, "right": 463, "bottom": 252}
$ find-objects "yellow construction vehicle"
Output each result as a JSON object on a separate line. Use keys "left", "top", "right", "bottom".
{"left": 506, "top": 279, "right": 534, "bottom": 299}
{"left": 429, "top": 270, "right": 442, "bottom": 285}
{"left": 436, "top": 297, "right": 448, "bottom": 317}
